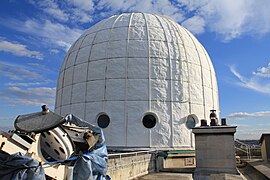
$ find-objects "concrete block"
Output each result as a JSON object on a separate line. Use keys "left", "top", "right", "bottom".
{"left": 193, "top": 126, "right": 239, "bottom": 179}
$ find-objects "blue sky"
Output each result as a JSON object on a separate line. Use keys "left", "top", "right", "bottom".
{"left": 0, "top": 0, "right": 270, "bottom": 139}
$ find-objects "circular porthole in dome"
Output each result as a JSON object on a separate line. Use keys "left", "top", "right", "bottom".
{"left": 97, "top": 114, "right": 110, "bottom": 128}
{"left": 186, "top": 114, "right": 198, "bottom": 129}
{"left": 142, "top": 113, "right": 157, "bottom": 129}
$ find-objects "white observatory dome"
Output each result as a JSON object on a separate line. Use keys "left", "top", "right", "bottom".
{"left": 55, "top": 13, "right": 219, "bottom": 148}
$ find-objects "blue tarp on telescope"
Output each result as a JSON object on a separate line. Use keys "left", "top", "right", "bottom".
{"left": 0, "top": 152, "right": 45, "bottom": 180}
{"left": 65, "top": 114, "right": 109, "bottom": 180}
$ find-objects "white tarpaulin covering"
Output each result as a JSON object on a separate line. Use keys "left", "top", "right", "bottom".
{"left": 55, "top": 13, "right": 219, "bottom": 148}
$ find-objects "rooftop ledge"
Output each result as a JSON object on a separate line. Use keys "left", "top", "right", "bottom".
{"left": 192, "top": 126, "right": 237, "bottom": 134}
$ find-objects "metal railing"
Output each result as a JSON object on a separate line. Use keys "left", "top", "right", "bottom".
{"left": 235, "top": 139, "right": 251, "bottom": 160}
{"left": 108, "top": 150, "right": 156, "bottom": 159}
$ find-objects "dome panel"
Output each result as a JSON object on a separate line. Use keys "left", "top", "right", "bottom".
{"left": 148, "top": 27, "right": 165, "bottom": 41}
{"left": 73, "top": 63, "right": 88, "bottom": 83}
{"left": 168, "top": 42, "right": 181, "bottom": 60}
{"left": 111, "top": 27, "right": 129, "bottom": 41}
{"left": 126, "top": 101, "right": 149, "bottom": 147}
{"left": 65, "top": 51, "right": 77, "bottom": 68}
{"left": 75, "top": 46, "right": 91, "bottom": 64}
{"left": 71, "top": 37, "right": 84, "bottom": 52}
{"left": 105, "top": 101, "right": 125, "bottom": 146}
{"left": 85, "top": 102, "right": 102, "bottom": 123}
{"left": 63, "top": 67, "right": 74, "bottom": 87}
{"left": 61, "top": 86, "right": 72, "bottom": 105}
{"left": 81, "top": 33, "right": 95, "bottom": 47}
{"left": 113, "top": 13, "right": 130, "bottom": 27}
{"left": 87, "top": 60, "right": 106, "bottom": 80}
{"left": 70, "top": 103, "right": 85, "bottom": 119}
{"left": 144, "top": 14, "right": 160, "bottom": 27}
{"left": 105, "top": 79, "right": 126, "bottom": 101}
{"left": 128, "top": 40, "right": 148, "bottom": 58}
{"left": 86, "top": 80, "right": 105, "bottom": 102}
{"left": 127, "top": 79, "right": 148, "bottom": 101}
{"left": 130, "top": 13, "right": 146, "bottom": 27}
{"left": 106, "top": 58, "right": 126, "bottom": 78}
{"left": 94, "top": 29, "right": 111, "bottom": 44}
{"left": 90, "top": 42, "right": 107, "bottom": 60}
{"left": 149, "top": 41, "right": 169, "bottom": 58}
{"left": 128, "top": 58, "right": 148, "bottom": 79}
{"left": 55, "top": 89, "right": 62, "bottom": 108}
{"left": 151, "top": 57, "right": 169, "bottom": 80}
{"left": 129, "top": 26, "right": 147, "bottom": 40}
{"left": 107, "top": 40, "right": 127, "bottom": 58}
{"left": 61, "top": 105, "right": 71, "bottom": 116}
{"left": 151, "top": 79, "right": 169, "bottom": 101}
{"left": 71, "top": 82, "right": 86, "bottom": 103}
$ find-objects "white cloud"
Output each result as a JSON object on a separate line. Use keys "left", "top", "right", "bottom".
{"left": 236, "top": 128, "right": 270, "bottom": 140}
{"left": 49, "top": 49, "right": 59, "bottom": 54}
{"left": 229, "top": 65, "right": 270, "bottom": 94}
{"left": 44, "top": 7, "right": 69, "bottom": 22}
{"left": 29, "top": 0, "right": 94, "bottom": 24}
{"left": 5, "top": 0, "right": 270, "bottom": 49}
{"left": 69, "top": 0, "right": 94, "bottom": 11}
{"left": 0, "top": 87, "right": 56, "bottom": 107}
{"left": 0, "top": 116, "right": 16, "bottom": 121}
{"left": 0, "top": 40, "right": 43, "bottom": 60}
{"left": 179, "top": 0, "right": 270, "bottom": 41}
{"left": 253, "top": 63, "right": 270, "bottom": 78}
{"left": 94, "top": 0, "right": 270, "bottom": 40}
{"left": 182, "top": 16, "right": 205, "bottom": 34}
{"left": 97, "top": 0, "right": 184, "bottom": 22}
{"left": 29, "top": 0, "right": 69, "bottom": 22}
{"left": 227, "top": 110, "right": 270, "bottom": 139}
{"left": 0, "top": 61, "right": 42, "bottom": 80}
{"left": 5, "top": 82, "right": 42, "bottom": 87}
{"left": 228, "top": 111, "right": 270, "bottom": 120}
{"left": 4, "top": 19, "right": 83, "bottom": 51}
{"left": 70, "top": 8, "right": 93, "bottom": 23}
{"left": 0, "top": 125, "right": 15, "bottom": 132}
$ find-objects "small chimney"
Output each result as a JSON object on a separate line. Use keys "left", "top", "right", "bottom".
{"left": 200, "top": 119, "right": 208, "bottom": 126}
{"left": 221, "top": 118, "right": 227, "bottom": 126}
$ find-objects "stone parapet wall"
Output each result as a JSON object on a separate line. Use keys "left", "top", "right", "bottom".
{"left": 107, "top": 153, "right": 156, "bottom": 179}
